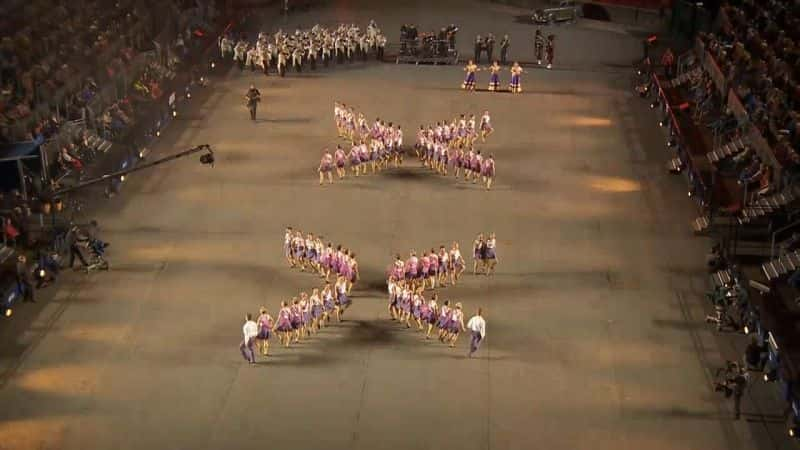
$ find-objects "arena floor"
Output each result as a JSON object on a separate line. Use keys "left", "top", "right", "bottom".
{"left": 0, "top": 2, "right": 784, "bottom": 449}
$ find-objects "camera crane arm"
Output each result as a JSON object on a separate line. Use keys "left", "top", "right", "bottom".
{"left": 48, "top": 144, "right": 215, "bottom": 198}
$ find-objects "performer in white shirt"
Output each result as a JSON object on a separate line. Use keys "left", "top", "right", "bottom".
{"left": 239, "top": 313, "right": 259, "bottom": 364}
{"left": 466, "top": 308, "right": 486, "bottom": 357}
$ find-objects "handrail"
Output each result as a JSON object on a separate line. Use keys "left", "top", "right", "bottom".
{"left": 770, "top": 217, "right": 800, "bottom": 259}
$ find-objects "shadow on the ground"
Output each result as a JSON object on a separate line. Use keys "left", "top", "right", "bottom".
{"left": 651, "top": 317, "right": 704, "bottom": 331}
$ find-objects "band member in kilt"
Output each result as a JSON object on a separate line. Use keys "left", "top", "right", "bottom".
{"left": 546, "top": 34, "right": 555, "bottom": 69}
{"left": 534, "top": 29, "right": 545, "bottom": 65}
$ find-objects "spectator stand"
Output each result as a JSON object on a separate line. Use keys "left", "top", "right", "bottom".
{"left": 657, "top": 38, "right": 789, "bottom": 241}
{"left": 661, "top": 1, "right": 800, "bottom": 438}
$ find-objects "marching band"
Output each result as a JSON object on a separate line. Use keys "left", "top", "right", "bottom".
{"left": 219, "top": 21, "right": 386, "bottom": 76}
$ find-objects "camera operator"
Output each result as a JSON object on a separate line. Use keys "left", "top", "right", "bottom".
{"left": 68, "top": 224, "right": 90, "bottom": 270}
{"left": 15, "top": 255, "right": 36, "bottom": 303}
{"left": 35, "top": 247, "right": 61, "bottom": 288}
{"left": 714, "top": 361, "right": 749, "bottom": 420}
{"left": 68, "top": 220, "right": 109, "bottom": 270}
{"left": 744, "top": 336, "right": 767, "bottom": 371}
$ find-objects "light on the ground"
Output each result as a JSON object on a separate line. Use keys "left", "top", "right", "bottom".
{"left": 156, "top": 130, "right": 161, "bottom": 137}
{"left": 186, "top": 92, "right": 191, "bottom": 99}
{"left": 587, "top": 176, "right": 641, "bottom": 193}
{"left": 38, "top": 269, "right": 45, "bottom": 278}
{"left": 650, "top": 100, "right": 659, "bottom": 109}
{"left": 120, "top": 175, "right": 126, "bottom": 182}
{"left": 568, "top": 116, "right": 612, "bottom": 127}
{"left": 4, "top": 308, "right": 11, "bottom": 317}
{"left": 172, "top": 110, "right": 177, "bottom": 118}
{"left": 210, "top": 61, "right": 215, "bottom": 69}
{"left": 743, "top": 325, "right": 749, "bottom": 334}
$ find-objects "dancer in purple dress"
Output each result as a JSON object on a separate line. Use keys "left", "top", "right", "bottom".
{"left": 423, "top": 293, "right": 439, "bottom": 339}
{"left": 310, "top": 288, "right": 324, "bottom": 333}
{"left": 284, "top": 227, "right": 294, "bottom": 267}
{"left": 321, "top": 282, "right": 335, "bottom": 325}
{"left": 348, "top": 141, "right": 361, "bottom": 177}
{"left": 470, "top": 150, "right": 483, "bottom": 184}
{"left": 472, "top": 233, "right": 485, "bottom": 275}
{"left": 275, "top": 302, "right": 293, "bottom": 347}
{"left": 420, "top": 253, "right": 431, "bottom": 290}
{"left": 299, "top": 292, "right": 311, "bottom": 339}
{"left": 319, "top": 148, "right": 334, "bottom": 185}
{"left": 482, "top": 154, "right": 496, "bottom": 191}
{"left": 321, "top": 243, "right": 334, "bottom": 281}
{"left": 446, "top": 303, "right": 466, "bottom": 348}
{"left": 450, "top": 242, "right": 465, "bottom": 285}
{"left": 334, "top": 145, "right": 347, "bottom": 179}
{"left": 405, "top": 251, "right": 420, "bottom": 290}
{"left": 290, "top": 298, "right": 302, "bottom": 343}
{"left": 411, "top": 289, "right": 424, "bottom": 330}
{"left": 398, "top": 285, "right": 412, "bottom": 326}
{"left": 480, "top": 111, "right": 493, "bottom": 143}
{"left": 387, "top": 277, "right": 400, "bottom": 320}
{"left": 437, "top": 246, "right": 450, "bottom": 287}
{"left": 256, "top": 307, "right": 274, "bottom": 356}
{"left": 436, "top": 300, "right": 452, "bottom": 341}
{"left": 335, "top": 275, "right": 350, "bottom": 321}
{"left": 428, "top": 249, "right": 440, "bottom": 290}
{"left": 485, "top": 232, "right": 498, "bottom": 275}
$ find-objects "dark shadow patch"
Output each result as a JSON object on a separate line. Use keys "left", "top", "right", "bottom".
{"left": 625, "top": 406, "right": 721, "bottom": 421}
{"left": 582, "top": 3, "right": 611, "bottom": 21}
{"left": 339, "top": 319, "right": 397, "bottom": 347}
{"left": 652, "top": 318, "right": 702, "bottom": 331}
{"left": 513, "top": 15, "right": 534, "bottom": 24}
{"left": 261, "top": 117, "right": 313, "bottom": 124}
{"left": 381, "top": 168, "right": 432, "bottom": 180}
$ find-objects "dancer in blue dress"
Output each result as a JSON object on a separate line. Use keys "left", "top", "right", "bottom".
{"left": 509, "top": 62, "right": 523, "bottom": 94}
{"left": 462, "top": 60, "right": 479, "bottom": 91}
{"left": 487, "top": 61, "right": 501, "bottom": 91}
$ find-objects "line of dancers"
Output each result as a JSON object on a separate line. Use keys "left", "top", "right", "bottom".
{"left": 272, "top": 277, "right": 353, "bottom": 348}
{"left": 387, "top": 244, "right": 467, "bottom": 293}
{"left": 415, "top": 112, "right": 496, "bottom": 189}
{"left": 318, "top": 103, "right": 404, "bottom": 184}
{"left": 386, "top": 285, "right": 468, "bottom": 348}
{"left": 463, "top": 60, "right": 525, "bottom": 94}
{"left": 284, "top": 227, "right": 360, "bottom": 291}
{"left": 334, "top": 102, "right": 404, "bottom": 153}
{"left": 243, "top": 273, "right": 354, "bottom": 364}
{"left": 472, "top": 232, "right": 499, "bottom": 275}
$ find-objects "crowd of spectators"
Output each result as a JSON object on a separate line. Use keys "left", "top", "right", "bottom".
{"left": 0, "top": 0, "right": 206, "bottom": 145}
{"left": 698, "top": 0, "right": 800, "bottom": 171}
